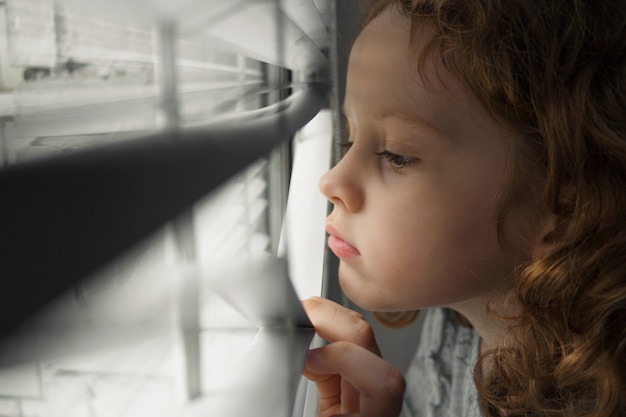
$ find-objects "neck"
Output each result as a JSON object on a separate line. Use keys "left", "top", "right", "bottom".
{"left": 449, "top": 293, "right": 518, "bottom": 354}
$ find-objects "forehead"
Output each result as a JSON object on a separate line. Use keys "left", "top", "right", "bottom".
{"left": 347, "top": 6, "right": 418, "bottom": 105}
{"left": 345, "top": 6, "right": 502, "bottom": 140}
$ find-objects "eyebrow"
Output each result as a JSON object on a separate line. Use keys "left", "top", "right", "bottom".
{"left": 376, "top": 105, "right": 417, "bottom": 121}
{"left": 342, "top": 104, "right": 450, "bottom": 139}
{"left": 377, "top": 105, "right": 441, "bottom": 129}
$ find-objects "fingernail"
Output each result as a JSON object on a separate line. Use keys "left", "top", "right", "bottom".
{"left": 306, "top": 348, "right": 321, "bottom": 368}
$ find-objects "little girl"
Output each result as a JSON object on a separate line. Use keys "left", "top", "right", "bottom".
{"left": 303, "top": 0, "right": 626, "bottom": 416}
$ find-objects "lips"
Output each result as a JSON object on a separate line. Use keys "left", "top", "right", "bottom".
{"left": 326, "top": 223, "right": 361, "bottom": 259}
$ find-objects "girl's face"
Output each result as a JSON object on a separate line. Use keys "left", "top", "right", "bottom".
{"left": 320, "top": 6, "right": 544, "bottom": 313}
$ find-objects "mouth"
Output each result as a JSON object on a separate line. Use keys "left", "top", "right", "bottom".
{"left": 326, "top": 223, "right": 361, "bottom": 259}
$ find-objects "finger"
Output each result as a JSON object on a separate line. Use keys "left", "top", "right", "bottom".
{"left": 307, "top": 343, "right": 405, "bottom": 417}
{"left": 302, "top": 297, "right": 380, "bottom": 355}
{"left": 303, "top": 296, "right": 364, "bottom": 318}
{"left": 302, "top": 370, "right": 342, "bottom": 414}
{"left": 303, "top": 358, "right": 360, "bottom": 415}
{"left": 341, "top": 379, "right": 361, "bottom": 414}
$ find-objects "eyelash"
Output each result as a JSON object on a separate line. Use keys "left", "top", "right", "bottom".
{"left": 339, "top": 141, "right": 353, "bottom": 156}
{"left": 339, "top": 142, "right": 417, "bottom": 171}
{"left": 376, "top": 150, "right": 417, "bottom": 170}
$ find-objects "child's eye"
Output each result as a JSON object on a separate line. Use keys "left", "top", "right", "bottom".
{"left": 339, "top": 141, "right": 353, "bottom": 157}
{"left": 375, "top": 150, "right": 417, "bottom": 171}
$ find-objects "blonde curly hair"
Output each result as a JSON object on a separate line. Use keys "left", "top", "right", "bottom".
{"left": 365, "top": 0, "right": 626, "bottom": 415}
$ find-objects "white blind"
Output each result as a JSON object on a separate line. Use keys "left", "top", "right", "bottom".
{"left": 0, "top": 0, "right": 330, "bottom": 416}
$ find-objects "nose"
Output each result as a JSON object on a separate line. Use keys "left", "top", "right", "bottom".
{"left": 319, "top": 156, "right": 364, "bottom": 212}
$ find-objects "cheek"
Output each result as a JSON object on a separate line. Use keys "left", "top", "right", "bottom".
{"left": 382, "top": 228, "right": 511, "bottom": 309}
{"left": 366, "top": 189, "right": 513, "bottom": 307}
{"left": 390, "top": 208, "right": 500, "bottom": 272}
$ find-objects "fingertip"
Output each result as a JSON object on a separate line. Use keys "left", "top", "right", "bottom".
{"left": 302, "top": 296, "right": 323, "bottom": 310}
{"left": 383, "top": 366, "right": 406, "bottom": 399}
{"left": 305, "top": 347, "right": 322, "bottom": 370}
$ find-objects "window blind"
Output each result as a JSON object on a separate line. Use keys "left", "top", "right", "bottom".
{"left": 0, "top": 0, "right": 330, "bottom": 416}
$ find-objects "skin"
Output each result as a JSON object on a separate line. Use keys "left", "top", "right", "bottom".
{"left": 302, "top": 5, "right": 555, "bottom": 417}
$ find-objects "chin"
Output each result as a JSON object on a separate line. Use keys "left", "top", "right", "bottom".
{"left": 339, "top": 275, "right": 387, "bottom": 311}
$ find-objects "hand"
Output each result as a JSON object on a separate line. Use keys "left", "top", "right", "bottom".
{"left": 302, "top": 297, "right": 405, "bottom": 417}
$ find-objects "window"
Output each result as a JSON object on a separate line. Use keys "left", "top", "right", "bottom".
{"left": 0, "top": 0, "right": 331, "bottom": 416}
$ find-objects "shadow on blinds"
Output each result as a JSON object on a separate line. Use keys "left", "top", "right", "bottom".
{"left": 0, "top": 0, "right": 331, "bottom": 416}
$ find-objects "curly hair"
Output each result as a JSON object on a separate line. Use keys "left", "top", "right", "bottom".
{"left": 365, "top": 0, "right": 626, "bottom": 415}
